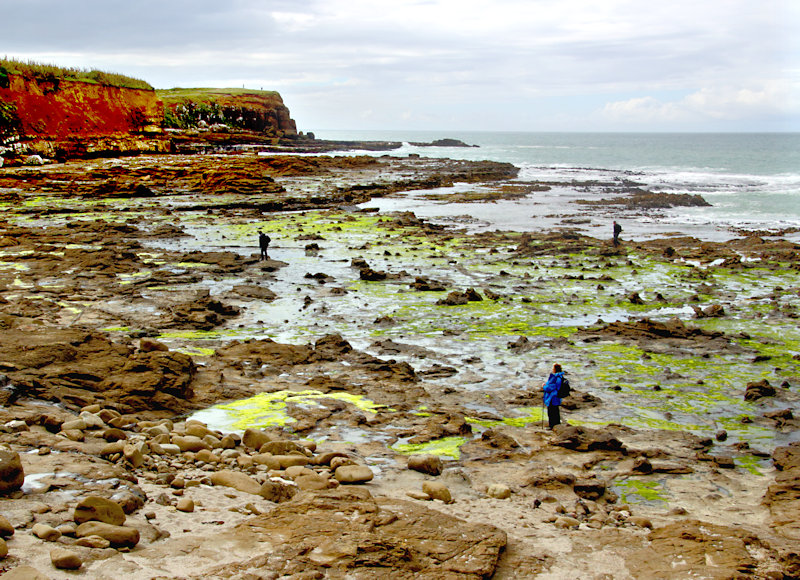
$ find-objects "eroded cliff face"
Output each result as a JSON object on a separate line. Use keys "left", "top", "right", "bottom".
{"left": 0, "top": 75, "right": 162, "bottom": 139}
{"left": 0, "top": 73, "right": 168, "bottom": 159}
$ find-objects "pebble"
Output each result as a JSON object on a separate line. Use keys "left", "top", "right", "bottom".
{"left": 176, "top": 498, "right": 195, "bottom": 512}
{"left": 487, "top": 483, "right": 512, "bottom": 499}
{"left": 32, "top": 523, "right": 61, "bottom": 542}
{"left": 422, "top": 481, "right": 452, "bottom": 503}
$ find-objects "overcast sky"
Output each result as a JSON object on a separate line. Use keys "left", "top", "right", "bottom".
{"left": 2, "top": 0, "right": 798, "bottom": 132}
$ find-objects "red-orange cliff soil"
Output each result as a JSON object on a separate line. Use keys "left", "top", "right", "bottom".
{"left": 0, "top": 75, "right": 163, "bottom": 140}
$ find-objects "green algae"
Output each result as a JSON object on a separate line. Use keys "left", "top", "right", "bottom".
{"left": 178, "top": 346, "right": 217, "bottom": 357}
{"left": 392, "top": 436, "right": 466, "bottom": 460}
{"left": 466, "top": 406, "right": 545, "bottom": 428}
{"left": 614, "top": 478, "right": 668, "bottom": 504}
{"left": 196, "top": 389, "right": 389, "bottom": 432}
{"left": 734, "top": 455, "right": 767, "bottom": 477}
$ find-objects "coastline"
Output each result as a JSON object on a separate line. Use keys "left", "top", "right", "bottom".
{"left": 0, "top": 146, "right": 797, "bottom": 578}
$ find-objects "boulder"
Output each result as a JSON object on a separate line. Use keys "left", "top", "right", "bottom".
{"left": 74, "top": 496, "right": 126, "bottom": 526}
{"left": 0, "top": 446, "right": 24, "bottom": 494}
{"left": 242, "top": 428, "right": 273, "bottom": 450}
{"left": 75, "top": 522, "right": 139, "bottom": 548}
{"left": 50, "top": 547, "right": 82, "bottom": 570}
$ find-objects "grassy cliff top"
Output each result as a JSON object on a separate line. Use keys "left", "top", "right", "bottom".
{"left": 157, "top": 87, "right": 282, "bottom": 102}
{"left": 0, "top": 58, "right": 153, "bottom": 90}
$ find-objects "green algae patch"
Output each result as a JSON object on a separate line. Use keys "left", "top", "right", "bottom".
{"left": 613, "top": 478, "right": 668, "bottom": 505}
{"left": 392, "top": 436, "right": 466, "bottom": 460}
{"left": 178, "top": 346, "right": 216, "bottom": 357}
{"left": 192, "top": 389, "right": 389, "bottom": 432}
{"left": 467, "top": 406, "right": 545, "bottom": 428}
{"left": 734, "top": 455, "right": 768, "bottom": 477}
{"left": 101, "top": 326, "right": 132, "bottom": 333}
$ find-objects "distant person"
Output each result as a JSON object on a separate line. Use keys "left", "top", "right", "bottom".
{"left": 258, "top": 230, "right": 271, "bottom": 260}
{"left": 613, "top": 221, "right": 622, "bottom": 247}
{"left": 542, "top": 363, "right": 566, "bottom": 429}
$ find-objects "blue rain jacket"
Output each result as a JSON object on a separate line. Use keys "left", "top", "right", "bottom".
{"left": 543, "top": 372, "right": 563, "bottom": 407}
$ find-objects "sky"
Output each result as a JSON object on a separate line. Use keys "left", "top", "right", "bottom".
{"left": 1, "top": 0, "right": 798, "bottom": 133}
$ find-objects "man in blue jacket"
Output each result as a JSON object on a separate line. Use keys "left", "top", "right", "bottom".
{"left": 542, "top": 363, "right": 564, "bottom": 429}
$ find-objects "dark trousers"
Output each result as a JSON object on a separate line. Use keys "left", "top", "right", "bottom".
{"left": 547, "top": 405, "right": 561, "bottom": 429}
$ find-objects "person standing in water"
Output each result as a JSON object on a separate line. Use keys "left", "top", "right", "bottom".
{"left": 613, "top": 221, "right": 622, "bottom": 247}
{"left": 542, "top": 363, "right": 565, "bottom": 429}
{"left": 258, "top": 230, "right": 271, "bottom": 260}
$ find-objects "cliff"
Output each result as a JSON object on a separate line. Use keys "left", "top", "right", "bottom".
{"left": 157, "top": 88, "right": 297, "bottom": 137}
{"left": 0, "top": 63, "right": 299, "bottom": 160}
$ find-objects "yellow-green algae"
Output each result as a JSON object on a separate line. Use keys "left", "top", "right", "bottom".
{"left": 614, "top": 478, "right": 668, "bottom": 504}
{"left": 466, "top": 406, "right": 546, "bottom": 428}
{"left": 392, "top": 436, "right": 466, "bottom": 459}
{"left": 199, "top": 389, "right": 389, "bottom": 432}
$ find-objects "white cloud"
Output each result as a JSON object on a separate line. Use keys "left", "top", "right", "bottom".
{"left": 601, "top": 80, "right": 797, "bottom": 127}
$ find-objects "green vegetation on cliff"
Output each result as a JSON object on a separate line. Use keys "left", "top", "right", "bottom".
{"left": 0, "top": 58, "right": 152, "bottom": 90}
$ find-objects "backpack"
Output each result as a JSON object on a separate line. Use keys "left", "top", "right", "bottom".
{"left": 557, "top": 376, "right": 571, "bottom": 398}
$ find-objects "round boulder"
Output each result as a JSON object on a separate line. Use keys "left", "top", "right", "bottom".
{"left": 0, "top": 446, "right": 24, "bottom": 494}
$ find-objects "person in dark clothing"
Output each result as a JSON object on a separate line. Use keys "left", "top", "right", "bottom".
{"left": 542, "top": 363, "right": 565, "bottom": 429}
{"left": 258, "top": 231, "right": 271, "bottom": 260}
{"left": 613, "top": 221, "right": 622, "bottom": 246}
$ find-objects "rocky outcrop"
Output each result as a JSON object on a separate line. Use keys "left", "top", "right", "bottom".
{"left": 158, "top": 88, "right": 297, "bottom": 137}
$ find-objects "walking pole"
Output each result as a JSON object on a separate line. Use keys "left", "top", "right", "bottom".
{"left": 542, "top": 394, "right": 546, "bottom": 431}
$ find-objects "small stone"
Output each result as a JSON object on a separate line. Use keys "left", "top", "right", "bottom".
{"left": 50, "top": 546, "right": 83, "bottom": 570}
{"left": 554, "top": 516, "right": 580, "bottom": 529}
{"left": 176, "top": 498, "right": 195, "bottom": 512}
{"left": 421, "top": 481, "right": 452, "bottom": 503}
{"left": 406, "top": 490, "right": 431, "bottom": 501}
{"left": 486, "top": 483, "right": 512, "bottom": 499}
{"left": 715, "top": 430, "right": 728, "bottom": 442}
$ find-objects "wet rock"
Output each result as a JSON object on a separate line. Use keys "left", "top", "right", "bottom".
{"left": 436, "top": 288, "right": 483, "bottom": 305}
{"left": 411, "top": 276, "right": 447, "bottom": 291}
{"left": 744, "top": 379, "right": 776, "bottom": 401}
{"left": 692, "top": 303, "right": 725, "bottom": 318}
{"left": 507, "top": 335, "right": 534, "bottom": 353}
{"left": 360, "top": 267, "right": 387, "bottom": 281}
{"left": 407, "top": 454, "right": 444, "bottom": 476}
{"left": 74, "top": 496, "right": 126, "bottom": 526}
{"left": 552, "top": 425, "right": 625, "bottom": 453}
{"left": 231, "top": 284, "right": 277, "bottom": 301}
{"left": 479, "top": 428, "right": 520, "bottom": 450}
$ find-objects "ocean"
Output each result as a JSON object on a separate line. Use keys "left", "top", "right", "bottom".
{"left": 314, "top": 131, "right": 800, "bottom": 242}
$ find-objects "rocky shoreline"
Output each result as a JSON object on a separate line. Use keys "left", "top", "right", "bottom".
{"left": 0, "top": 146, "right": 798, "bottom": 578}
